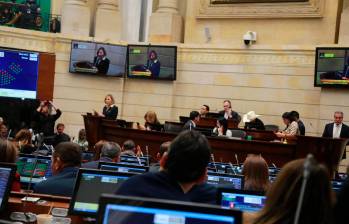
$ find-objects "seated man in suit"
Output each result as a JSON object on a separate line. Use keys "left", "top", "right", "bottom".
{"left": 218, "top": 100, "right": 241, "bottom": 125}
{"left": 82, "top": 141, "right": 121, "bottom": 169}
{"left": 53, "top": 123, "right": 71, "bottom": 147}
{"left": 34, "top": 142, "right": 81, "bottom": 197}
{"left": 116, "top": 130, "right": 216, "bottom": 204}
{"left": 322, "top": 111, "right": 349, "bottom": 159}
{"left": 182, "top": 111, "right": 200, "bottom": 130}
{"left": 120, "top": 140, "right": 136, "bottom": 157}
{"left": 149, "top": 141, "right": 171, "bottom": 172}
{"left": 199, "top": 105, "right": 210, "bottom": 118}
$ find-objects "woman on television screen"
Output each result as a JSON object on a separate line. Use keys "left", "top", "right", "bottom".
{"left": 146, "top": 50, "right": 160, "bottom": 78}
{"left": 93, "top": 47, "right": 110, "bottom": 75}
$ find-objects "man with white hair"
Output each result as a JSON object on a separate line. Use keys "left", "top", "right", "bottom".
{"left": 82, "top": 141, "right": 121, "bottom": 169}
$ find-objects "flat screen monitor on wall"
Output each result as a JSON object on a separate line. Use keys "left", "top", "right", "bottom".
{"left": 315, "top": 47, "right": 349, "bottom": 87}
{"left": 127, "top": 45, "right": 177, "bottom": 80}
{"left": 69, "top": 40, "right": 127, "bottom": 77}
{"left": 0, "top": 48, "right": 39, "bottom": 99}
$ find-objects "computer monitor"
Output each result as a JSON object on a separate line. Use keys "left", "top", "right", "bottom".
{"left": 98, "top": 162, "right": 149, "bottom": 174}
{"left": 0, "top": 163, "right": 16, "bottom": 212}
{"left": 225, "top": 166, "right": 242, "bottom": 175}
{"left": 332, "top": 180, "right": 345, "bottom": 192}
{"left": 217, "top": 188, "right": 266, "bottom": 212}
{"left": 16, "top": 154, "right": 52, "bottom": 184}
{"left": 208, "top": 162, "right": 231, "bottom": 173}
{"left": 119, "top": 155, "right": 149, "bottom": 166}
{"left": 97, "top": 194, "right": 242, "bottom": 224}
{"left": 207, "top": 173, "right": 244, "bottom": 190}
{"left": 69, "top": 169, "right": 135, "bottom": 217}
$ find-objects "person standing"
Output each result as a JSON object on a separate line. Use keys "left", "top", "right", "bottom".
{"left": 322, "top": 111, "right": 349, "bottom": 159}
{"left": 94, "top": 94, "right": 118, "bottom": 120}
{"left": 34, "top": 101, "right": 61, "bottom": 137}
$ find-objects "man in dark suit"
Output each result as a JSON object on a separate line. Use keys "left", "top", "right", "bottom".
{"left": 116, "top": 130, "right": 216, "bottom": 204}
{"left": 218, "top": 100, "right": 241, "bottom": 125}
{"left": 182, "top": 111, "right": 200, "bottom": 131}
{"left": 34, "top": 142, "right": 81, "bottom": 197}
{"left": 53, "top": 123, "right": 70, "bottom": 147}
{"left": 82, "top": 141, "right": 121, "bottom": 169}
{"left": 322, "top": 111, "right": 349, "bottom": 159}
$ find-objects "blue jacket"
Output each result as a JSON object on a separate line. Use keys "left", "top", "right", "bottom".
{"left": 34, "top": 167, "right": 79, "bottom": 197}
{"left": 81, "top": 157, "right": 113, "bottom": 170}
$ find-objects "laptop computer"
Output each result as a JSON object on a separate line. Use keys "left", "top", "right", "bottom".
{"left": 207, "top": 173, "right": 244, "bottom": 190}
{"left": 98, "top": 162, "right": 149, "bottom": 174}
{"left": 97, "top": 194, "right": 242, "bottom": 224}
{"left": 217, "top": 188, "right": 266, "bottom": 212}
{"left": 16, "top": 154, "right": 52, "bottom": 184}
{"left": 0, "top": 163, "right": 17, "bottom": 212}
{"left": 69, "top": 168, "right": 136, "bottom": 217}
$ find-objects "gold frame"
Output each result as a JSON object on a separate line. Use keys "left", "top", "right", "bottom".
{"left": 197, "top": 0, "right": 325, "bottom": 19}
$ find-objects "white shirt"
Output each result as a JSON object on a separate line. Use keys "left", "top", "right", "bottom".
{"left": 333, "top": 123, "right": 342, "bottom": 138}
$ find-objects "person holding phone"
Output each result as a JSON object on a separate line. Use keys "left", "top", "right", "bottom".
{"left": 34, "top": 100, "right": 61, "bottom": 136}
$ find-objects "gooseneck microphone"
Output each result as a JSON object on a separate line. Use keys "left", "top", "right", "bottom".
{"left": 293, "top": 154, "right": 313, "bottom": 224}
{"left": 234, "top": 153, "right": 239, "bottom": 166}
{"left": 210, "top": 154, "right": 217, "bottom": 172}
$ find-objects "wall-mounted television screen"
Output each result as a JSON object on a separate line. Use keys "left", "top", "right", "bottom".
{"left": 127, "top": 45, "right": 177, "bottom": 80}
{"left": 69, "top": 41, "right": 127, "bottom": 77}
{"left": 315, "top": 47, "right": 349, "bottom": 87}
{"left": 0, "top": 48, "right": 39, "bottom": 99}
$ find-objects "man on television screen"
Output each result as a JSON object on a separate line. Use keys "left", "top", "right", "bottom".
{"left": 93, "top": 47, "right": 110, "bottom": 74}
{"left": 146, "top": 50, "right": 160, "bottom": 78}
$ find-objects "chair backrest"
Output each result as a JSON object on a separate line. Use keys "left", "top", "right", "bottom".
{"left": 264, "top": 125, "right": 279, "bottom": 132}
{"left": 164, "top": 122, "right": 183, "bottom": 134}
{"left": 230, "top": 129, "right": 246, "bottom": 138}
{"left": 179, "top": 116, "right": 189, "bottom": 123}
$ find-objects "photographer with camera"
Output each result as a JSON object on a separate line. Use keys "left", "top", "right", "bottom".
{"left": 34, "top": 100, "right": 62, "bottom": 137}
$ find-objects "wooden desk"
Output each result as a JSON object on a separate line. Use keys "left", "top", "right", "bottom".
{"left": 84, "top": 115, "right": 348, "bottom": 174}
{"left": 0, "top": 192, "right": 86, "bottom": 223}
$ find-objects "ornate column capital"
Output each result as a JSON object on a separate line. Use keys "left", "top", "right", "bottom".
{"left": 157, "top": 0, "right": 179, "bottom": 14}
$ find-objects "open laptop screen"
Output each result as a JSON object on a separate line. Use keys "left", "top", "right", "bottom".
{"left": 207, "top": 173, "right": 244, "bottom": 190}
{"left": 69, "top": 169, "right": 136, "bottom": 217}
{"left": 97, "top": 195, "right": 242, "bottom": 224}
{"left": 217, "top": 188, "right": 266, "bottom": 212}
{"left": 98, "top": 162, "right": 149, "bottom": 174}
{"left": 0, "top": 163, "right": 16, "bottom": 212}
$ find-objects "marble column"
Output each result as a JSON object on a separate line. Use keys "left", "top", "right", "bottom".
{"left": 61, "top": 0, "right": 91, "bottom": 36}
{"left": 148, "top": 0, "right": 183, "bottom": 43}
{"left": 95, "top": 0, "right": 121, "bottom": 41}
{"left": 339, "top": 2, "right": 349, "bottom": 44}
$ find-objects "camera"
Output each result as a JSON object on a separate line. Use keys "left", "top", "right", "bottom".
{"left": 243, "top": 31, "right": 257, "bottom": 45}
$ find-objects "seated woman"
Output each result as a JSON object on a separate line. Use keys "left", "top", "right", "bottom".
{"left": 15, "top": 129, "right": 36, "bottom": 154}
{"left": 138, "top": 111, "right": 162, "bottom": 132}
{"left": 252, "top": 158, "right": 333, "bottom": 224}
{"left": 94, "top": 94, "right": 118, "bottom": 120}
{"left": 242, "top": 154, "right": 270, "bottom": 192}
{"left": 212, "top": 118, "right": 232, "bottom": 137}
{"left": 73, "top": 129, "right": 88, "bottom": 151}
{"left": 0, "top": 139, "right": 21, "bottom": 191}
{"left": 275, "top": 112, "right": 299, "bottom": 140}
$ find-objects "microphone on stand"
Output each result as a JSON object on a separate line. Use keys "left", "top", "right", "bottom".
{"left": 7, "top": 129, "right": 12, "bottom": 140}
{"left": 229, "top": 162, "right": 237, "bottom": 175}
{"left": 272, "top": 163, "right": 277, "bottom": 169}
{"left": 234, "top": 153, "right": 239, "bottom": 166}
{"left": 145, "top": 146, "right": 150, "bottom": 167}
{"left": 293, "top": 154, "right": 313, "bottom": 224}
{"left": 210, "top": 154, "right": 217, "bottom": 172}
